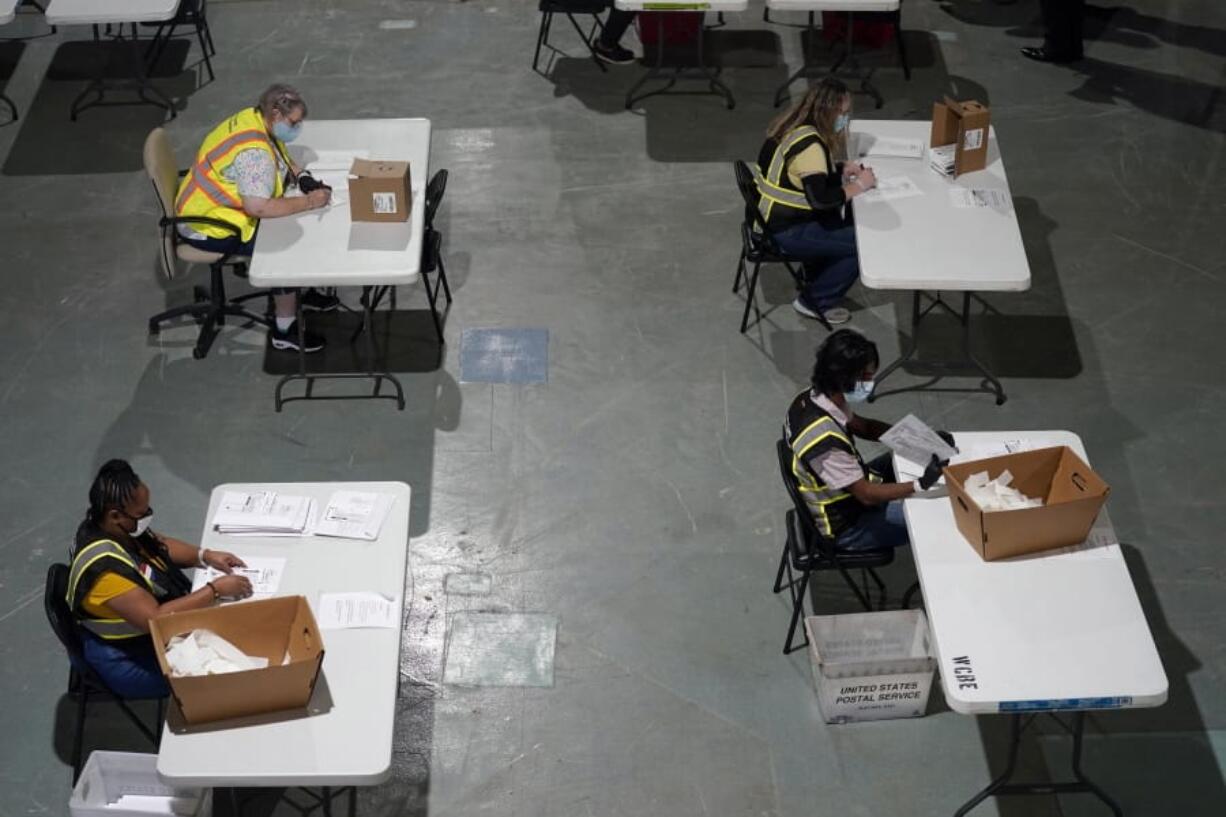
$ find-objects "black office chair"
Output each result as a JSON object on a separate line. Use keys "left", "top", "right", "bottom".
{"left": 773, "top": 439, "right": 895, "bottom": 654}
{"left": 731, "top": 160, "right": 833, "bottom": 333}
{"left": 44, "top": 564, "right": 163, "bottom": 782}
{"left": 533, "top": 0, "right": 609, "bottom": 74}
{"left": 143, "top": 127, "right": 272, "bottom": 359}
{"left": 144, "top": 0, "right": 217, "bottom": 83}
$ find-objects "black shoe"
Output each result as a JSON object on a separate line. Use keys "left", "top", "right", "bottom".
{"left": 593, "top": 42, "right": 635, "bottom": 65}
{"left": 270, "top": 321, "right": 326, "bottom": 353}
{"left": 300, "top": 288, "right": 341, "bottom": 312}
{"left": 1020, "top": 46, "right": 1081, "bottom": 64}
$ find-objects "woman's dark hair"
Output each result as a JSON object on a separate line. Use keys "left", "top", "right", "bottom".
{"left": 87, "top": 459, "right": 141, "bottom": 523}
{"left": 811, "top": 329, "right": 879, "bottom": 396}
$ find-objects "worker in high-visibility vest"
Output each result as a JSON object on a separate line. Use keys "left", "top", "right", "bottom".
{"left": 755, "top": 78, "right": 877, "bottom": 326}
{"left": 66, "top": 460, "right": 252, "bottom": 697}
{"left": 176, "top": 84, "right": 336, "bottom": 352}
{"left": 783, "top": 330, "right": 949, "bottom": 551}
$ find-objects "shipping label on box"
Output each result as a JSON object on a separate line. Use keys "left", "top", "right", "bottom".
{"left": 930, "top": 97, "right": 990, "bottom": 177}
{"left": 348, "top": 159, "right": 412, "bottom": 223}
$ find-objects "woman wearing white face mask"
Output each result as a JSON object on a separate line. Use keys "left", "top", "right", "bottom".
{"left": 783, "top": 330, "right": 950, "bottom": 552}
{"left": 175, "top": 83, "right": 337, "bottom": 353}
{"left": 66, "top": 460, "right": 251, "bottom": 698}
{"left": 754, "top": 78, "right": 877, "bottom": 325}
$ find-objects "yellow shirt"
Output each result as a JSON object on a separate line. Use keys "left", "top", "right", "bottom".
{"left": 81, "top": 572, "right": 140, "bottom": 618}
{"left": 786, "top": 143, "right": 833, "bottom": 189}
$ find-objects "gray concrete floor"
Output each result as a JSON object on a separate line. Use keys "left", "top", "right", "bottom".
{"left": 1, "top": 0, "right": 1224, "bottom": 814}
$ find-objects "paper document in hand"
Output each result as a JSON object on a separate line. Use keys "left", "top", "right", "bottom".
{"left": 881, "top": 414, "right": 958, "bottom": 468}
{"left": 315, "top": 490, "right": 394, "bottom": 541}
{"left": 949, "top": 188, "right": 1012, "bottom": 210}
{"left": 316, "top": 592, "right": 400, "bottom": 629}
{"left": 858, "top": 176, "right": 924, "bottom": 203}
{"left": 193, "top": 557, "right": 287, "bottom": 599}
{"left": 859, "top": 136, "right": 925, "bottom": 159}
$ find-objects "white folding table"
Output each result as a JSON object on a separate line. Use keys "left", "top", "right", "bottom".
{"left": 615, "top": 0, "right": 747, "bottom": 110}
{"left": 850, "top": 119, "right": 1030, "bottom": 405}
{"left": 0, "top": 0, "right": 19, "bottom": 121}
{"left": 157, "top": 481, "right": 412, "bottom": 814}
{"left": 898, "top": 431, "right": 1166, "bottom": 815}
{"left": 44, "top": 0, "right": 179, "bottom": 120}
{"left": 764, "top": 0, "right": 905, "bottom": 108}
{"left": 247, "top": 118, "right": 432, "bottom": 411}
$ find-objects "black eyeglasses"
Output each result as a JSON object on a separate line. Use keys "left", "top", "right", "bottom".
{"left": 118, "top": 506, "right": 154, "bottom": 521}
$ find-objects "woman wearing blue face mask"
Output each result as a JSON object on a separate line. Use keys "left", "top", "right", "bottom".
{"left": 755, "top": 78, "right": 877, "bottom": 325}
{"left": 66, "top": 460, "right": 251, "bottom": 698}
{"left": 175, "top": 84, "right": 336, "bottom": 353}
{"left": 783, "top": 330, "right": 949, "bottom": 552}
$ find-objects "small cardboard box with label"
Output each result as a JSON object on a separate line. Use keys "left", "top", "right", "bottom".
{"left": 943, "top": 446, "right": 1111, "bottom": 561}
{"left": 930, "top": 97, "right": 990, "bottom": 177}
{"left": 149, "top": 595, "right": 325, "bottom": 725}
{"left": 348, "top": 159, "right": 411, "bottom": 223}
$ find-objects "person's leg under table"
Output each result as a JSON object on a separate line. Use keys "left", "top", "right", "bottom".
{"left": 834, "top": 500, "right": 909, "bottom": 552}
{"left": 80, "top": 635, "right": 169, "bottom": 699}
{"left": 771, "top": 220, "right": 861, "bottom": 312}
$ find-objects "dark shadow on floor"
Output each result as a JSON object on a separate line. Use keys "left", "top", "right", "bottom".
{"left": 1068, "top": 57, "right": 1226, "bottom": 132}
{"left": 51, "top": 688, "right": 161, "bottom": 772}
{"left": 971, "top": 545, "right": 1223, "bottom": 817}
{"left": 260, "top": 309, "right": 445, "bottom": 376}
{"left": 2, "top": 38, "right": 196, "bottom": 175}
{"left": 0, "top": 39, "right": 22, "bottom": 125}
{"left": 93, "top": 352, "right": 456, "bottom": 537}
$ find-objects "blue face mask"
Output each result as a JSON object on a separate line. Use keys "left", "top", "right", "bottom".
{"left": 844, "top": 379, "right": 874, "bottom": 404}
{"left": 272, "top": 120, "right": 301, "bottom": 143}
{"left": 834, "top": 113, "right": 850, "bottom": 133}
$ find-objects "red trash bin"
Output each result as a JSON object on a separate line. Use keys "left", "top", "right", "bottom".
{"left": 636, "top": 10, "right": 704, "bottom": 46}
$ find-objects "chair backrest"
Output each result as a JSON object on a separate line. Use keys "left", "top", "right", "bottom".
{"left": 424, "top": 168, "right": 449, "bottom": 229}
{"left": 45, "top": 563, "right": 87, "bottom": 667}
{"left": 775, "top": 438, "right": 836, "bottom": 561}
{"left": 143, "top": 127, "right": 180, "bottom": 281}
{"left": 732, "top": 160, "right": 784, "bottom": 251}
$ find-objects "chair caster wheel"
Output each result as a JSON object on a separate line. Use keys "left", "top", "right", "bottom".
{"left": 193, "top": 285, "right": 208, "bottom": 302}
{"left": 148, "top": 321, "right": 160, "bottom": 335}
{"left": 192, "top": 347, "right": 206, "bottom": 360}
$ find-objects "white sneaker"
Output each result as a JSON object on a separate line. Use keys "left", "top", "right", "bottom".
{"left": 792, "top": 298, "right": 851, "bottom": 325}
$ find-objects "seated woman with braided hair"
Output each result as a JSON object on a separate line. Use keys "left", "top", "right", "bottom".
{"left": 67, "top": 460, "right": 253, "bottom": 697}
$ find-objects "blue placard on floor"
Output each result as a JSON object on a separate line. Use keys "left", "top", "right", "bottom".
{"left": 459, "top": 328, "right": 549, "bottom": 384}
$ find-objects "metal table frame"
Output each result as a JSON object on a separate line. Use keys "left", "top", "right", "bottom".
{"left": 624, "top": 10, "right": 734, "bottom": 109}
{"left": 69, "top": 22, "right": 176, "bottom": 120}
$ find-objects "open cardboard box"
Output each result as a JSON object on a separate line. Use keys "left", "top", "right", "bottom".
{"left": 149, "top": 595, "right": 324, "bottom": 725}
{"left": 943, "top": 446, "right": 1110, "bottom": 561}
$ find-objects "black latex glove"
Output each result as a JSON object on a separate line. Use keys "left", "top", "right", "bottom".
{"left": 918, "top": 454, "right": 949, "bottom": 490}
{"left": 936, "top": 430, "right": 956, "bottom": 449}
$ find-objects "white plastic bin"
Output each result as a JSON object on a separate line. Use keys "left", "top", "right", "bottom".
{"left": 805, "top": 609, "right": 936, "bottom": 724}
{"left": 70, "top": 752, "right": 211, "bottom": 817}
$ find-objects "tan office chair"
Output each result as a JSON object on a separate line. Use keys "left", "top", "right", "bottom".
{"left": 144, "top": 127, "right": 271, "bottom": 359}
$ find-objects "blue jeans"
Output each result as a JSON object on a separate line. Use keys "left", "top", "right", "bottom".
{"left": 81, "top": 633, "right": 169, "bottom": 699}
{"left": 771, "top": 220, "right": 861, "bottom": 310}
{"left": 835, "top": 500, "right": 910, "bottom": 552}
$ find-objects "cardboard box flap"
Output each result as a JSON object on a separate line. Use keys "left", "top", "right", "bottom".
{"left": 349, "top": 158, "right": 410, "bottom": 179}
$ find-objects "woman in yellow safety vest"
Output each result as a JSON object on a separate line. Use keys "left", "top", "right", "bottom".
{"left": 67, "top": 460, "right": 251, "bottom": 698}
{"left": 755, "top": 78, "right": 879, "bottom": 326}
{"left": 175, "top": 84, "right": 335, "bottom": 353}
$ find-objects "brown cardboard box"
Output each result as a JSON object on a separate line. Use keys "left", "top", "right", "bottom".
{"left": 943, "top": 446, "right": 1110, "bottom": 561}
{"left": 930, "top": 97, "right": 991, "bottom": 176}
{"left": 149, "top": 595, "right": 325, "bottom": 725}
{"left": 348, "top": 159, "right": 412, "bottom": 223}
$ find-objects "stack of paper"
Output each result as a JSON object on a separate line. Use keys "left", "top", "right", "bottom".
{"left": 949, "top": 188, "right": 1012, "bottom": 210}
{"left": 165, "top": 630, "right": 269, "bottom": 676}
{"left": 859, "top": 176, "right": 925, "bottom": 203}
{"left": 859, "top": 136, "right": 925, "bottom": 159}
{"left": 963, "top": 470, "right": 1044, "bottom": 511}
{"left": 929, "top": 143, "right": 956, "bottom": 177}
{"left": 316, "top": 592, "right": 400, "bottom": 629}
{"left": 315, "top": 490, "right": 394, "bottom": 541}
{"left": 212, "top": 491, "right": 313, "bottom": 536}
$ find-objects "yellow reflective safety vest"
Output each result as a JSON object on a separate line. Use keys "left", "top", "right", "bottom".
{"left": 753, "top": 126, "right": 831, "bottom": 232}
{"left": 67, "top": 535, "right": 187, "bottom": 640}
{"left": 175, "top": 107, "right": 287, "bottom": 242}
{"left": 783, "top": 389, "right": 882, "bottom": 539}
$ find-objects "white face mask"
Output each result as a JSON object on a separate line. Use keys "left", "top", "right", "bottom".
{"left": 844, "top": 379, "right": 875, "bottom": 404}
{"left": 132, "top": 513, "right": 153, "bottom": 537}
